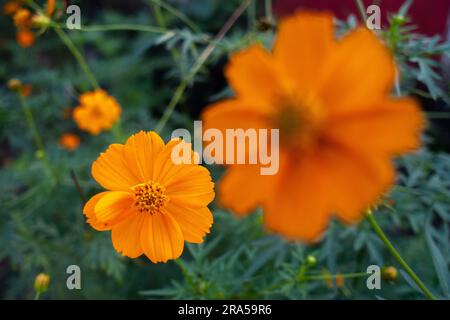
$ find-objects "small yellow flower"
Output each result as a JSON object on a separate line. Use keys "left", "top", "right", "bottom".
{"left": 73, "top": 89, "right": 122, "bottom": 135}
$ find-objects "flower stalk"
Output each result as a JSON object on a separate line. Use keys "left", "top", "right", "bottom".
{"left": 366, "top": 210, "right": 436, "bottom": 300}
{"left": 52, "top": 25, "right": 100, "bottom": 90}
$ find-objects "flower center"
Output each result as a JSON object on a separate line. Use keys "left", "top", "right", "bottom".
{"left": 90, "top": 106, "right": 104, "bottom": 119}
{"left": 273, "top": 93, "right": 324, "bottom": 150}
{"left": 132, "top": 181, "right": 169, "bottom": 214}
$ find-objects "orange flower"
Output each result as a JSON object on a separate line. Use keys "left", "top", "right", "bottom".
{"left": 16, "top": 29, "right": 35, "bottom": 48}
{"left": 13, "top": 8, "right": 32, "bottom": 27}
{"left": 73, "top": 89, "right": 122, "bottom": 135}
{"left": 59, "top": 133, "right": 80, "bottom": 151}
{"left": 202, "top": 12, "right": 425, "bottom": 241}
{"left": 83, "top": 131, "right": 215, "bottom": 263}
{"left": 3, "top": 1, "right": 20, "bottom": 15}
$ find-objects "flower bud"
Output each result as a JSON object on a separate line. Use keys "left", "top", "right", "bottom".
{"left": 34, "top": 273, "right": 50, "bottom": 293}
{"left": 7, "top": 78, "right": 22, "bottom": 91}
{"left": 392, "top": 14, "right": 407, "bottom": 26}
{"left": 32, "top": 13, "right": 51, "bottom": 28}
{"left": 35, "top": 150, "right": 45, "bottom": 159}
{"left": 306, "top": 255, "right": 317, "bottom": 267}
{"left": 382, "top": 266, "right": 398, "bottom": 281}
{"left": 13, "top": 8, "right": 32, "bottom": 27}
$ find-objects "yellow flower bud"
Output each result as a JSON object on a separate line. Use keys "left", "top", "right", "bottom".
{"left": 382, "top": 266, "right": 398, "bottom": 281}
{"left": 7, "top": 78, "right": 22, "bottom": 92}
{"left": 34, "top": 273, "right": 50, "bottom": 293}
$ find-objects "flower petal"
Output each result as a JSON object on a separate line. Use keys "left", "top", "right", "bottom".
{"left": 219, "top": 164, "right": 276, "bottom": 215}
{"left": 94, "top": 191, "right": 134, "bottom": 226}
{"left": 83, "top": 192, "right": 110, "bottom": 231}
{"left": 318, "top": 28, "right": 396, "bottom": 116}
{"left": 163, "top": 202, "right": 213, "bottom": 243}
{"left": 274, "top": 11, "right": 335, "bottom": 92}
{"left": 140, "top": 213, "right": 184, "bottom": 263}
{"left": 111, "top": 213, "right": 145, "bottom": 258}
{"left": 323, "top": 98, "right": 425, "bottom": 155}
{"left": 153, "top": 140, "right": 215, "bottom": 208}
{"left": 315, "top": 143, "right": 395, "bottom": 223}
{"left": 263, "top": 154, "right": 330, "bottom": 241}
{"left": 123, "top": 131, "right": 165, "bottom": 182}
{"left": 225, "top": 45, "right": 284, "bottom": 110}
{"left": 92, "top": 144, "right": 141, "bottom": 191}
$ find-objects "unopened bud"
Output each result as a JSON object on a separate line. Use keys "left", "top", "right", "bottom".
{"left": 34, "top": 273, "right": 50, "bottom": 293}
{"left": 7, "top": 78, "right": 22, "bottom": 91}
{"left": 382, "top": 266, "right": 398, "bottom": 281}
{"left": 392, "top": 14, "right": 407, "bottom": 25}
{"left": 306, "top": 255, "right": 317, "bottom": 267}
{"left": 32, "top": 13, "right": 51, "bottom": 28}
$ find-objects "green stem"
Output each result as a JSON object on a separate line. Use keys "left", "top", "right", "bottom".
{"left": 18, "top": 95, "right": 54, "bottom": 179}
{"left": 303, "top": 272, "right": 368, "bottom": 281}
{"left": 147, "top": 0, "right": 200, "bottom": 33}
{"left": 264, "top": 0, "right": 273, "bottom": 23}
{"left": 247, "top": 0, "right": 256, "bottom": 30}
{"left": 19, "top": 95, "right": 44, "bottom": 153}
{"left": 355, "top": 0, "right": 368, "bottom": 23}
{"left": 366, "top": 212, "right": 436, "bottom": 300}
{"left": 59, "top": 23, "right": 169, "bottom": 34}
{"left": 34, "top": 291, "right": 41, "bottom": 300}
{"left": 52, "top": 26, "right": 100, "bottom": 90}
{"left": 155, "top": 0, "right": 253, "bottom": 133}
{"left": 150, "top": 1, "right": 183, "bottom": 75}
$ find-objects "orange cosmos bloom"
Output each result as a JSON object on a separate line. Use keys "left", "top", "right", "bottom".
{"left": 73, "top": 89, "right": 122, "bottom": 135}
{"left": 59, "top": 133, "right": 80, "bottom": 151}
{"left": 83, "top": 131, "right": 215, "bottom": 263}
{"left": 202, "top": 12, "right": 425, "bottom": 241}
{"left": 16, "top": 29, "right": 35, "bottom": 48}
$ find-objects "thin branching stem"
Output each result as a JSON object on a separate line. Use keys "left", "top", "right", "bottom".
{"left": 146, "top": 0, "right": 201, "bottom": 33}
{"left": 155, "top": 0, "right": 253, "bottom": 133}
{"left": 52, "top": 25, "right": 100, "bottom": 90}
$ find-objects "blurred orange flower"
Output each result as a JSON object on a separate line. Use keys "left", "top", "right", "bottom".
{"left": 20, "top": 83, "right": 32, "bottom": 97}
{"left": 16, "top": 29, "right": 35, "bottom": 48}
{"left": 3, "top": 1, "right": 20, "bottom": 15}
{"left": 13, "top": 8, "right": 32, "bottom": 27}
{"left": 202, "top": 12, "right": 425, "bottom": 241}
{"left": 59, "top": 133, "right": 80, "bottom": 151}
{"left": 73, "top": 89, "right": 122, "bottom": 135}
{"left": 83, "top": 131, "right": 215, "bottom": 263}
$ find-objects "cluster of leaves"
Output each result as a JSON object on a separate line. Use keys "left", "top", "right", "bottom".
{"left": 0, "top": 0, "right": 449, "bottom": 299}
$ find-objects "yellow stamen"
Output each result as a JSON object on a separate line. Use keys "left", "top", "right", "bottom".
{"left": 133, "top": 181, "right": 168, "bottom": 214}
